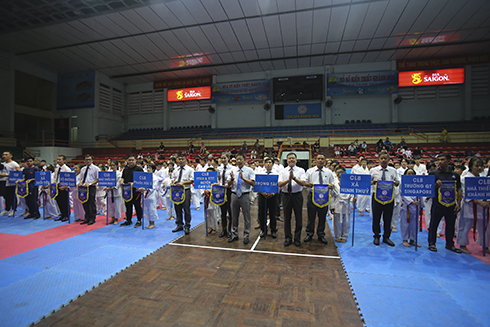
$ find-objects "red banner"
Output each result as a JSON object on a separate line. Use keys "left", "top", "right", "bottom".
{"left": 154, "top": 76, "right": 212, "bottom": 89}
{"left": 397, "top": 53, "right": 490, "bottom": 71}
{"left": 398, "top": 68, "right": 465, "bottom": 87}
{"left": 167, "top": 86, "right": 212, "bottom": 102}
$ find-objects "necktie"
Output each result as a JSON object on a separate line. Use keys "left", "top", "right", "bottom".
{"left": 56, "top": 167, "right": 60, "bottom": 182}
{"left": 222, "top": 165, "right": 226, "bottom": 185}
{"left": 237, "top": 169, "right": 243, "bottom": 197}
{"left": 382, "top": 169, "right": 386, "bottom": 181}
{"left": 177, "top": 168, "right": 183, "bottom": 182}
{"left": 318, "top": 169, "right": 323, "bottom": 185}
{"left": 288, "top": 168, "right": 293, "bottom": 193}
{"left": 82, "top": 166, "right": 89, "bottom": 184}
{"left": 111, "top": 189, "right": 114, "bottom": 203}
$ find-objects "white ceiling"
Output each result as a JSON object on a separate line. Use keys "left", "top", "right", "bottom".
{"left": 1, "top": 0, "right": 489, "bottom": 85}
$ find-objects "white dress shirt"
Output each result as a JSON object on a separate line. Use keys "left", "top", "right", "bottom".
{"left": 305, "top": 166, "right": 335, "bottom": 191}
{"left": 229, "top": 166, "right": 255, "bottom": 193}
{"left": 172, "top": 165, "right": 194, "bottom": 189}
{"left": 79, "top": 164, "right": 100, "bottom": 185}
{"left": 279, "top": 165, "right": 306, "bottom": 193}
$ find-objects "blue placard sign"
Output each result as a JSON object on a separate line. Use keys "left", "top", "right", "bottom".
{"left": 60, "top": 172, "right": 77, "bottom": 187}
{"left": 98, "top": 171, "right": 117, "bottom": 187}
{"left": 254, "top": 174, "right": 279, "bottom": 193}
{"left": 133, "top": 171, "right": 153, "bottom": 188}
{"left": 401, "top": 175, "right": 435, "bottom": 197}
{"left": 465, "top": 177, "right": 490, "bottom": 200}
{"left": 35, "top": 171, "right": 51, "bottom": 186}
{"left": 8, "top": 171, "right": 23, "bottom": 184}
{"left": 340, "top": 174, "right": 371, "bottom": 195}
{"left": 194, "top": 171, "right": 218, "bottom": 189}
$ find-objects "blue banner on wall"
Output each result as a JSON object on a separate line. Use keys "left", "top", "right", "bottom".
{"left": 57, "top": 70, "right": 95, "bottom": 110}
{"left": 211, "top": 80, "right": 270, "bottom": 103}
{"left": 327, "top": 71, "right": 398, "bottom": 96}
{"left": 283, "top": 103, "right": 321, "bottom": 119}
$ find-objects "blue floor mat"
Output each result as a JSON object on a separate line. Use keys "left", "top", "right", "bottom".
{"left": 329, "top": 210, "right": 490, "bottom": 327}
{"left": 0, "top": 207, "right": 205, "bottom": 327}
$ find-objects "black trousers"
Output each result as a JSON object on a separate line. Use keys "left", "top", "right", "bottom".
{"left": 82, "top": 185, "right": 97, "bottom": 222}
{"left": 283, "top": 192, "right": 303, "bottom": 241}
{"left": 220, "top": 188, "right": 232, "bottom": 233}
{"left": 25, "top": 186, "right": 39, "bottom": 215}
{"left": 175, "top": 189, "right": 191, "bottom": 228}
{"left": 55, "top": 189, "right": 69, "bottom": 219}
{"left": 372, "top": 198, "right": 394, "bottom": 239}
{"left": 258, "top": 193, "right": 278, "bottom": 234}
{"left": 4, "top": 185, "right": 17, "bottom": 212}
{"left": 125, "top": 189, "right": 142, "bottom": 222}
{"left": 306, "top": 192, "right": 328, "bottom": 237}
{"left": 428, "top": 204, "right": 456, "bottom": 248}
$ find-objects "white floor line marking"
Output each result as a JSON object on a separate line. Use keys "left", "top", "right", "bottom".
{"left": 250, "top": 234, "right": 261, "bottom": 251}
{"left": 169, "top": 242, "right": 340, "bottom": 259}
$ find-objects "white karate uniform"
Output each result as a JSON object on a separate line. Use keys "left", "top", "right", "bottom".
{"left": 155, "top": 168, "right": 166, "bottom": 209}
{"left": 43, "top": 174, "right": 60, "bottom": 218}
{"left": 70, "top": 175, "right": 85, "bottom": 221}
{"left": 400, "top": 195, "right": 419, "bottom": 241}
{"left": 96, "top": 185, "right": 106, "bottom": 215}
{"left": 162, "top": 176, "right": 175, "bottom": 218}
{"left": 205, "top": 193, "right": 219, "bottom": 231}
{"left": 107, "top": 170, "right": 122, "bottom": 219}
{"left": 332, "top": 182, "right": 352, "bottom": 240}
{"left": 143, "top": 175, "right": 159, "bottom": 222}
{"left": 351, "top": 165, "right": 370, "bottom": 213}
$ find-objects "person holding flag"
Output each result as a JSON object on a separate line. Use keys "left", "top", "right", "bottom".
{"left": 171, "top": 154, "right": 194, "bottom": 234}
{"left": 428, "top": 153, "right": 462, "bottom": 253}
{"left": 370, "top": 151, "right": 400, "bottom": 246}
{"left": 120, "top": 154, "right": 144, "bottom": 228}
{"left": 18, "top": 156, "right": 40, "bottom": 219}
{"left": 301, "top": 153, "right": 335, "bottom": 245}
{"left": 257, "top": 157, "right": 279, "bottom": 238}
{"left": 78, "top": 155, "right": 100, "bottom": 225}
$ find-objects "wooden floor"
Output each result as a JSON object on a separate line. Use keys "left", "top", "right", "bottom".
{"left": 36, "top": 197, "right": 364, "bottom": 327}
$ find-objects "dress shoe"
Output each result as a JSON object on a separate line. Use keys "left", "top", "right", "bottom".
{"left": 172, "top": 226, "right": 183, "bottom": 232}
{"left": 383, "top": 238, "right": 395, "bottom": 246}
{"left": 219, "top": 230, "right": 227, "bottom": 238}
{"left": 319, "top": 236, "right": 328, "bottom": 244}
{"left": 459, "top": 246, "right": 471, "bottom": 254}
{"left": 228, "top": 235, "right": 238, "bottom": 243}
{"left": 61, "top": 217, "right": 69, "bottom": 222}
{"left": 303, "top": 235, "right": 313, "bottom": 242}
{"left": 373, "top": 237, "right": 380, "bottom": 246}
{"left": 277, "top": 216, "right": 284, "bottom": 222}
{"left": 134, "top": 221, "right": 142, "bottom": 228}
{"left": 284, "top": 238, "right": 292, "bottom": 246}
{"left": 243, "top": 237, "right": 249, "bottom": 244}
{"left": 24, "top": 215, "right": 34, "bottom": 219}
{"left": 294, "top": 240, "right": 301, "bottom": 247}
{"left": 54, "top": 217, "right": 63, "bottom": 221}
{"left": 259, "top": 231, "right": 266, "bottom": 238}
{"left": 33, "top": 214, "right": 41, "bottom": 220}
{"left": 87, "top": 221, "right": 95, "bottom": 225}
{"left": 184, "top": 227, "right": 190, "bottom": 235}
{"left": 254, "top": 225, "right": 261, "bottom": 229}
{"left": 120, "top": 220, "right": 132, "bottom": 226}
{"left": 446, "top": 246, "right": 462, "bottom": 253}
{"left": 271, "top": 231, "right": 277, "bottom": 238}
{"left": 80, "top": 221, "right": 89, "bottom": 225}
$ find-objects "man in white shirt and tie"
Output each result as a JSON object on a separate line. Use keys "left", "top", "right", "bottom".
{"left": 78, "top": 154, "right": 100, "bottom": 225}
{"left": 227, "top": 153, "right": 255, "bottom": 244}
{"left": 53, "top": 155, "right": 72, "bottom": 222}
{"left": 171, "top": 155, "right": 194, "bottom": 235}
{"left": 217, "top": 153, "right": 234, "bottom": 238}
{"left": 279, "top": 152, "right": 306, "bottom": 247}
{"left": 300, "top": 153, "right": 335, "bottom": 244}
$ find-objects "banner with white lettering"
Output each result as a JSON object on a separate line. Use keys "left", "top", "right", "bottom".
{"left": 211, "top": 80, "right": 270, "bottom": 103}
{"left": 35, "top": 171, "right": 51, "bottom": 186}
{"left": 194, "top": 171, "right": 218, "bottom": 189}
{"left": 465, "top": 177, "right": 490, "bottom": 200}
{"left": 133, "top": 172, "right": 153, "bottom": 189}
{"left": 401, "top": 175, "right": 435, "bottom": 197}
{"left": 60, "top": 172, "right": 77, "bottom": 187}
{"left": 340, "top": 174, "right": 371, "bottom": 195}
{"left": 327, "top": 71, "right": 398, "bottom": 96}
{"left": 8, "top": 171, "right": 23, "bottom": 184}
{"left": 254, "top": 174, "right": 279, "bottom": 193}
{"left": 98, "top": 171, "right": 117, "bottom": 187}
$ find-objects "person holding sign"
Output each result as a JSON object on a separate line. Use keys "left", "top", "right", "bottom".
{"left": 171, "top": 155, "right": 194, "bottom": 234}
{"left": 302, "top": 153, "right": 335, "bottom": 245}
{"left": 71, "top": 164, "right": 85, "bottom": 222}
{"left": 217, "top": 153, "right": 234, "bottom": 238}
{"left": 257, "top": 157, "right": 279, "bottom": 238}
{"left": 351, "top": 157, "right": 370, "bottom": 216}
{"left": 370, "top": 152, "right": 400, "bottom": 246}
{"left": 0, "top": 151, "right": 20, "bottom": 217}
{"left": 53, "top": 155, "right": 71, "bottom": 222}
{"left": 19, "top": 156, "right": 40, "bottom": 219}
{"left": 400, "top": 169, "right": 421, "bottom": 247}
{"left": 428, "top": 153, "right": 462, "bottom": 253}
{"left": 106, "top": 160, "right": 122, "bottom": 225}
{"left": 204, "top": 167, "right": 219, "bottom": 234}
{"left": 457, "top": 157, "right": 490, "bottom": 254}
{"left": 121, "top": 154, "right": 144, "bottom": 228}
{"left": 140, "top": 164, "right": 159, "bottom": 229}
{"left": 78, "top": 155, "right": 100, "bottom": 225}
{"left": 331, "top": 167, "right": 355, "bottom": 243}
{"left": 227, "top": 153, "right": 255, "bottom": 244}
{"left": 279, "top": 152, "right": 306, "bottom": 247}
